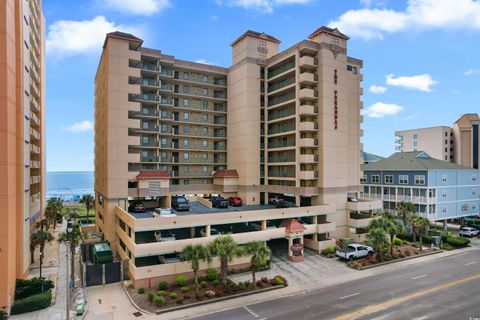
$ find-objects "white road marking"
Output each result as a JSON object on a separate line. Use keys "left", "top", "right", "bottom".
{"left": 415, "top": 316, "right": 429, "bottom": 320}
{"left": 339, "top": 292, "right": 360, "bottom": 300}
{"left": 243, "top": 306, "right": 260, "bottom": 318}
{"left": 412, "top": 274, "right": 427, "bottom": 280}
{"left": 465, "top": 261, "right": 477, "bottom": 266}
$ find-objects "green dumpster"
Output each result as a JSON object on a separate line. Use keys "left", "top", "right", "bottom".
{"left": 91, "top": 242, "right": 113, "bottom": 264}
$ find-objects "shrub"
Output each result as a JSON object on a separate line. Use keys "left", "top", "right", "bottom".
{"left": 212, "top": 279, "right": 219, "bottom": 286}
{"left": 11, "top": 291, "right": 52, "bottom": 315}
{"left": 0, "top": 310, "right": 7, "bottom": 320}
{"left": 180, "top": 286, "right": 189, "bottom": 293}
{"left": 238, "top": 282, "right": 246, "bottom": 290}
{"left": 256, "top": 280, "right": 263, "bottom": 287}
{"left": 157, "top": 290, "right": 166, "bottom": 296}
{"left": 421, "top": 235, "right": 434, "bottom": 244}
{"left": 176, "top": 276, "right": 187, "bottom": 287}
{"left": 273, "top": 275, "right": 287, "bottom": 286}
{"left": 327, "top": 245, "right": 336, "bottom": 254}
{"left": 320, "top": 248, "right": 329, "bottom": 256}
{"left": 206, "top": 268, "right": 218, "bottom": 282}
{"left": 261, "top": 277, "right": 269, "bottom": 283}
{"left": 442, "top": 243, "right": 454, "bottom": 251}
{"left": 170, "top": 292, "right": 178, "bottom": 300}
{"left": 393, "top": 237, "right": 403, "bottom": 246}
{"left": 153, "top": 296, "right": 165, "bottom": 307}
{"left": 137, "top": 288, "right": 145, "bottom": 294}
{"left": 158, "top": 281, "right": 168, "bottom": 290}
{"left": 205, "top": 290, "right": 216, "bottom": 298}
{"left": 176, "top": 298, "right": 184, "bottom": 305}
{"left": 446, "top": 236, "right": 470, "bottom": 248}
{"left": 200, "top": 281, "right": 208, "bottom": 288}
{"left": 14, "top": 278, "right": 54, "bottom": 300}
{"left": 148, "top": 292, "right": 154, "bottom": 302}
{"left": 404, "top": 250, "right": 411, "bottom": 256}
{"left": 183, "top": 294, "right": 191, "bottom": 300}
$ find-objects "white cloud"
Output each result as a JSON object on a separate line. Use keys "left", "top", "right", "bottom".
{"left": 385, "top": 74, "right": 437, "bottom": 92}
{"left": 46, "top": 16, "right": 141, "bottom": 58}
{"left": 63, "top": 121, "right": 94, "bottom": 133}
{"left": 464, "top": 68, "right": 478, "bottom": 76}
{"left": 369, "top": 84, "right": 388, "bottom": 94}
{"left": 363, "top": 102, "right": 403, "bottom": 118}
{"left": 195, "top": 59, "right": 215, "bottom": 65}
{"left": 329, "top": 0, "right": 480, "bottom": 40}
{"left": 217, "top": 0, "right": 312, "bottom": 13}
{"left": 99, "top": 0, "right": 171, "bottom": 15}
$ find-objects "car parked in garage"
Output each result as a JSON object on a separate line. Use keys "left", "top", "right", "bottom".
{"left": 211, "top": 196, "right": 229, "bottom": 208}
{"left": 228, "top": 196, "right": 242, "bottom": 207}
{"left": 171, "top": 196, "right": 190, "bottom": 211}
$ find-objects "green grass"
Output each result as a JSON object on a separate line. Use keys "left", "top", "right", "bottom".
{"left": 61, "top": 204, "right": 95, "bottom": 218}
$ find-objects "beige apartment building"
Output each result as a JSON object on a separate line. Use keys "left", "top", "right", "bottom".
{"left": 395, "top": 114, "right": 480, "bottom": 169}
{"left": 0, "top": 0, "right": 46, "bottom": 311}
{"left": 94, "top": 27, "right": 381, "bottom": 288}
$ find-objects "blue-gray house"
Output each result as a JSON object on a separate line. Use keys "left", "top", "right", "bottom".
{"left": 361, "top": 151, "right": 480, "bottom": 221}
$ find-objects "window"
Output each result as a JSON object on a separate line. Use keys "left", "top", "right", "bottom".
{"left": 203, "top": 114, "right": 209, "bottom": 121}
{"left": 183, "top": 165, "right": 189, "bottom": 173}
{"left": 142, "top": 122, "right": 149, "bottom": 129}
{"left": 203, "top": 166, "right": 208, "bottom": 173}
{"left": 142, "top": 151, "right": 148, "bottom": 158}
{"left": 183, "top": 125, "right": 189, "bottom": 133}
{"left": 142, "top": 136, "right": 148, "bottom": 144}
{"left": 473, "top": 174, "right": 477, "bottom": 181}
{"left": 203, "top": 75, "right": 209, "bottom": 82}
{"left": 183, "top": 179, "right": 190, "bottom": 185}
{"left": 183, "top": 139, "right": 189, "bottom": 147}
{"left": 445, "top": 139, "right": 448, "bottom": 145}
{"left": 258, "top": 40, "right": 267, "bottom": 50}
{"left": 371, "top": 175, "right": 380, "bottom": 183}
{"left": 142, "top": 107, "right": 149, "bottom": 115}
{"left": 203, "top": 88, "right": 208, "bottom": 96}
{"left": 429, "top": 189, "right": 436, "bottom": 198}
{"left": 332, "top": 37, "right": 339, "bottom": 45}
{"left": 203, "top": 127, "right": 208, "bottom": 134}
{"left": 202, "top": 101, "right": 208, "bottom": 109}
{"left": 347, "top": 65, "right": 357, "bottom": 74}
{"left": 183, "top": 86, "right": 190, "bottom": 94}
{"left": 183, "top": 152, "right": 189, "bottom": 160}
{"left": 183, "top": 112, "right": 189, "bottom": 120}
{"left": 445, "top": 132, "right": 448, "bottom": 137}
{"left": 202, "top": 153, "right": 208, "bottom": 160}
{"left": 442, "top": 207, "right": 447, "bottom": 213}
{"left": 161, "top": 138, "right": 167, "bottom": 146}
{"left": 161, "top": 151, "right": 167, "bottom": 159}
{"left": 183, "top": 72, "right": 189, "bottom": 80}
{"left": 161, "top": 110, "right": 168, "bottom": 118}
{"left": 442, "top": 175, "right": 448, "bottom": 182}
{"left": 442, "top": 191, "right": 447, "bottom": 198}
{"left": 413, "top": 134, "right": 418, "bottom": 139}
{"left": 161, "top": 124, "right": 168, "bottom": 133}
{"left": 203, "top": 140, "right": 208, "bottom": 147}
{"left": 360, "top": 175, "right": 367, "bottom": 183}
{"left": 414, "top": 175, "right": 425, "bottom": 185}
{"left": 462, "top": 204, "right": 469, "bottom": 211}
{"left": 445, "top": 155, "right": 448, "bottom": 160}
{"left": 183, "top": 99, "right": 189, "bottom": 106}
{"left": 384, "top": 175, "right": 393, "bottom": 184}
{"left": 413, "top": 141, "right": 418, "bottom": 147}
{"left": 399, "top": 175, "right": 409, "bottom": 184}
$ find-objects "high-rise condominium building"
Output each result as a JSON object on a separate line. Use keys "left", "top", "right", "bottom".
{"left": 94, "top": 28, "right": 381, "bottom": 287}
{"left": 395, "top": 113, "right": 480, "bottom": 168}
{"left": 0, "top": 0, "right": 46, "bottom": 311}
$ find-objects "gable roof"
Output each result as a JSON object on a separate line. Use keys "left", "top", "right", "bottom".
{"left": 212, "top": 169, "right": 239, "bottom": 178}
{"left": 103, "top": 31, "right": 143, "bottom": 49}
{"left": 308, "top": 26, "right": 349, "bottom": 40}
{"left": 362, "top": 151, "right": 475, "bottom": 171}
{"left": 361, "top": 151, "right": 385, "bottom": 163}
{"left": 231, "top": 30, "right": 281, "bottom": 47}
{"left": 280, "top": 219, "right": 306, "bottom": 232}
{"left": 136, "top": 170, "right": 171, "bottom": 180}
{"left": 454, "top": 113, "right": 480, "bottom": 127}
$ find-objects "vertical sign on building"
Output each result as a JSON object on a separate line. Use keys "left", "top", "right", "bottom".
{"left": 334, "top": 69, "right": 338, "bottom": 130}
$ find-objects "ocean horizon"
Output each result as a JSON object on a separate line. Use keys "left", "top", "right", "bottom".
{"left": 47, "top": 171, "right": 94, "bottom": 200}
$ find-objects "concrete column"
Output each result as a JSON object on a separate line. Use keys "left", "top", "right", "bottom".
{"left": 288, "top": 238, "right": 292, "bottom": 257}
{"left": 300, "top": 237, "right": 304, "bottom": 256}
{"left": 206, "top": 225, "right": 211, "bottom": 236}
{"left": 312, "top": 215, "right": 318, "bottom": 224}
{"left": 261, "top": 220, "right": 267, "bottom": 230}
{"left": 443, "top": 220, "right": 448, "bottom": 231}
{"left": 190, "top": 227, "right": 195, "bottom": 238}
{"left": 295, "top": 195, "right": 301, "bottom": 206}
{"left": 313, "top": 233, "right": 318, "bottom": 241}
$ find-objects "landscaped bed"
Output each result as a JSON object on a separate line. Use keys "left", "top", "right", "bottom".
{"left": 127, "top": 274, "right": 287, "bottom": 313}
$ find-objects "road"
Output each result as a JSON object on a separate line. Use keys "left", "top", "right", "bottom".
{"left": 196, "top": 250, "right": 480, "bottom": 320}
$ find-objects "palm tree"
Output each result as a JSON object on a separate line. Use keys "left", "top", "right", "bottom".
{"left": 37, "top": 230, "right": 54, "bottom": 278}
{"left": 58, "top": 223, "right": 87, "bottom": 287}
{"left": 410, "top": 215, "right": 430, "bottom": 251}
{"left": 30, "top": 232, "right": 41, "bottom": 264}
{"left": 244, "top": 241, "right": 270, "bottom": 288}
{"left": 80, "top": 194, "right": 94, "bottom": 225}
{"left": 395, "top": 201, "right": 416, "bottom": 227}
{"left": 45, "top": 201, "right": 56, "bottom": 230}
{"left": 180, "top": 244, "right": 211, "bottom": 298}
{"left": 366, "top": 228, "right": 389, "bottom": 261}
{"left": 370, "top": 213, "right": 405, "bottom": 256}
{"left": 208, "top": 235, "right": 242, "bottom": 287}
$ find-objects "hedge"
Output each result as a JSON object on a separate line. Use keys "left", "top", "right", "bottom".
{"left": 15, "top": 278, "right": 54, "bottom": 300}
{"left": 444, "top": 236, "right": 470, "bottom": 248}
{"left": 11, "top": 291, "right": 52, "bottom": 315}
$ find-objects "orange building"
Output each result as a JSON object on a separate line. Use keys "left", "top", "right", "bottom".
{"left": 0, "top": 0, "right": 46, "bottom": 312}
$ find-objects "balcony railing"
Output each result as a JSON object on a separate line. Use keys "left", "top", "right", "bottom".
{"left": 268, "top": 155, "right": 296, "bottom": 163}
{"left": 268, "top": 61, "right": 295, "bottom": 79}
{"left": 268, "top": 124, "right": 295, "bottom": 135}
{"left": 142, "top": 63, "right": 159, "bottom": 72}
{"left": 268, "top": 171, "right": 296, "bottom": 178}
{"left": 140, "top": 156, "right": 159, "bottom": 162}
{"left": 268, "top": 141, "right": 295, "bottom": 149}
{"left": 268, "top": 92, "right": 295, "bottom": 107}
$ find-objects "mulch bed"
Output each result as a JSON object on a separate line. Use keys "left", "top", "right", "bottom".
{"left": 127, "top": 276, "right": 287, "bottom": 313}
{"left": 347, "top": 244, "right": 434, "bottom": 270}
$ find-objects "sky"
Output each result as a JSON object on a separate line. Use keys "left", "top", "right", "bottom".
{"left": 43, "top": 0, "right": 480, "bottom": 172}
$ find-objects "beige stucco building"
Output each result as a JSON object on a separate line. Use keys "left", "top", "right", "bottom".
{"left": 94, "top": 27, "right": 381, "bottom": 288}
{"left": 395, "top": 114, "right": 480, "bottom": 169}
{"left": 0, "top": 0, "right": 46, "bottom": 311}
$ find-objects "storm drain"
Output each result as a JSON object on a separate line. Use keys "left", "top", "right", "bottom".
{"left": 133, "top": 311, "right": 143, "bottom": 317}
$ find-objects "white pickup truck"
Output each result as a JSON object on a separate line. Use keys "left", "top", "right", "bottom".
{"left": 336, "top": 244, "right": 373, "bottom": 261}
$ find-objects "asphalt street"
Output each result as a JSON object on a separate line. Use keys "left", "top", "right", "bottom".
{"left": 196, "top": 250, "right": 480, "bottom": 320}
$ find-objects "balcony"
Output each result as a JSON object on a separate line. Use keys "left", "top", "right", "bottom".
{"left": 299, "top": 138, "right": 317, "bottom": 148}
{"left": 30, "top": 176, "right": 40, "bottom": 185}
{"left": 298, "top": 170, "right": 317, "bottom": 180}
{"left": 30, "top": 65, "right": 39, "bottom": 84}
{"left": 299, "top": 105, "right": 317, "bottom": 116}
{"left": 140, "top": 156, "right": 159, "bottom": 163}
{"left": 140, "top": 140, "right": 159, "bottom": 147}
{"left": 141, "top": 79, "right": 159, "bottom": 87}
{"left": 267, "top": 171, "right": 296, "bottom": 178}
{"left": 141, "top": 94, "right": 160, "bottom": 102}
{"left": 347, "top": 199, "right": 383, "bottom": 212}
{"left": 142, "top": 63, "right": 159, "bottom": 72}
{"left": 268, "top": 155, "right": 296, "bottom": 163}
{"left": 299, "top": 56, "right": 316, "bottom": 68}
{"left": 299, "top": 72, "right": 317, "bottom": 84}
{"left": 268, "top": 124, "right": 295, "bottom": 136}
{"left": 348, "top": 212, "right": 377, "bottom": 229}
{"left": 30, "top": 112, "right": 39, "bottom": 126}
{"left": 299, "top": 154, "right": 317, "bottom": 163}
{"left": 299, "top": 121, "right": 317, "bottom": 131}
{"left": 299, "top": 88, "right": 316, "bottom": 100}
{"left": 30, "top": 145, "right": 40, "bottom": 154}
{"left": 30, "top": 128, "right": 40, "bottom": 140}
{"left": 30, "top": 161, "right": 40, "bottom": 169}
{"left": 30, "top": 98, "right": 40, "bottom": 113}
{"left": 30, "top": 81, "right": 40, "bottom": 98}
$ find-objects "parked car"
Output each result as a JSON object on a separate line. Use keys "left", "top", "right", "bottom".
{"left": 251, "top": 221, "right": 277, "bottom": 231}
{"left": 228, "top": 196, "right": 243, "bottom": 207}
{"left": 211, "top": 196, "right": 229, "bottom": 208}
{"left": 268, "top": 195, "right": 283, "bottom": 205}
{"left": 171, "top": 196, "right": 190, "bottom": 211}
{"left": 200, "top": 228, "right": 221, "bottom": 237}
{"left": 275, "top": 199, "right": 296, "bottom": 208}
{"left": 131, "top": 203, "right": 146, "bottom": 213}
{"left": 336, "top": 244, "right": 373, "bottom": 261}
{"left": 459, "top": 227, "right": 479, "bottom": 237}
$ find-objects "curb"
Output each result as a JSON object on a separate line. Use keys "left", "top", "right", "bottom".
{"left": 122, "top": 283, "right": 284, "bottom": 316}
{"left": 353, "top": 250, "right": 444, "bottom": 270}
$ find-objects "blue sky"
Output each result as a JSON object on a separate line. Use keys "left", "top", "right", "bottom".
{"left": 44, "top": 0, "right": 480, "bottom": 172}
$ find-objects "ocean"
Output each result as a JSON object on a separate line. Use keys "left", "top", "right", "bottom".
{"left": 47, "top": 171, "right": 94, "bottom": 201}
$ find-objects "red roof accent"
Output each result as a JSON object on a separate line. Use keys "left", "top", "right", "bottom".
{"left": 280, "top": 219, "right": 306, "bottom": 232}
{"left": 136, "top": 170, "right": 170, "bottom": 180}
{"left": 103, "top": 31, "right": 143, "bottom": 49}
{"left": 212, "top": 170, "right": 239, "bottom": 178}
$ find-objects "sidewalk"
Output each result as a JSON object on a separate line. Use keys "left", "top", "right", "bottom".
{"left": 11, "top": 221, "right": 68, "bottom": 320}
{"left": 85, "top": 245, "right": 479, "bottom": 320}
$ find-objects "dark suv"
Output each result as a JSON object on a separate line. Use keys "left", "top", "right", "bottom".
{"left": 171, "top": 196, "right": 190, "bottom": 211}
{"left": 211, "top": 196, "right": 229, "bottom": 208}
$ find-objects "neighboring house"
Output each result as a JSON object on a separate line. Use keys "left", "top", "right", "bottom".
{"left": 361, "top": 151, "right": 480, "bottom": 221}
